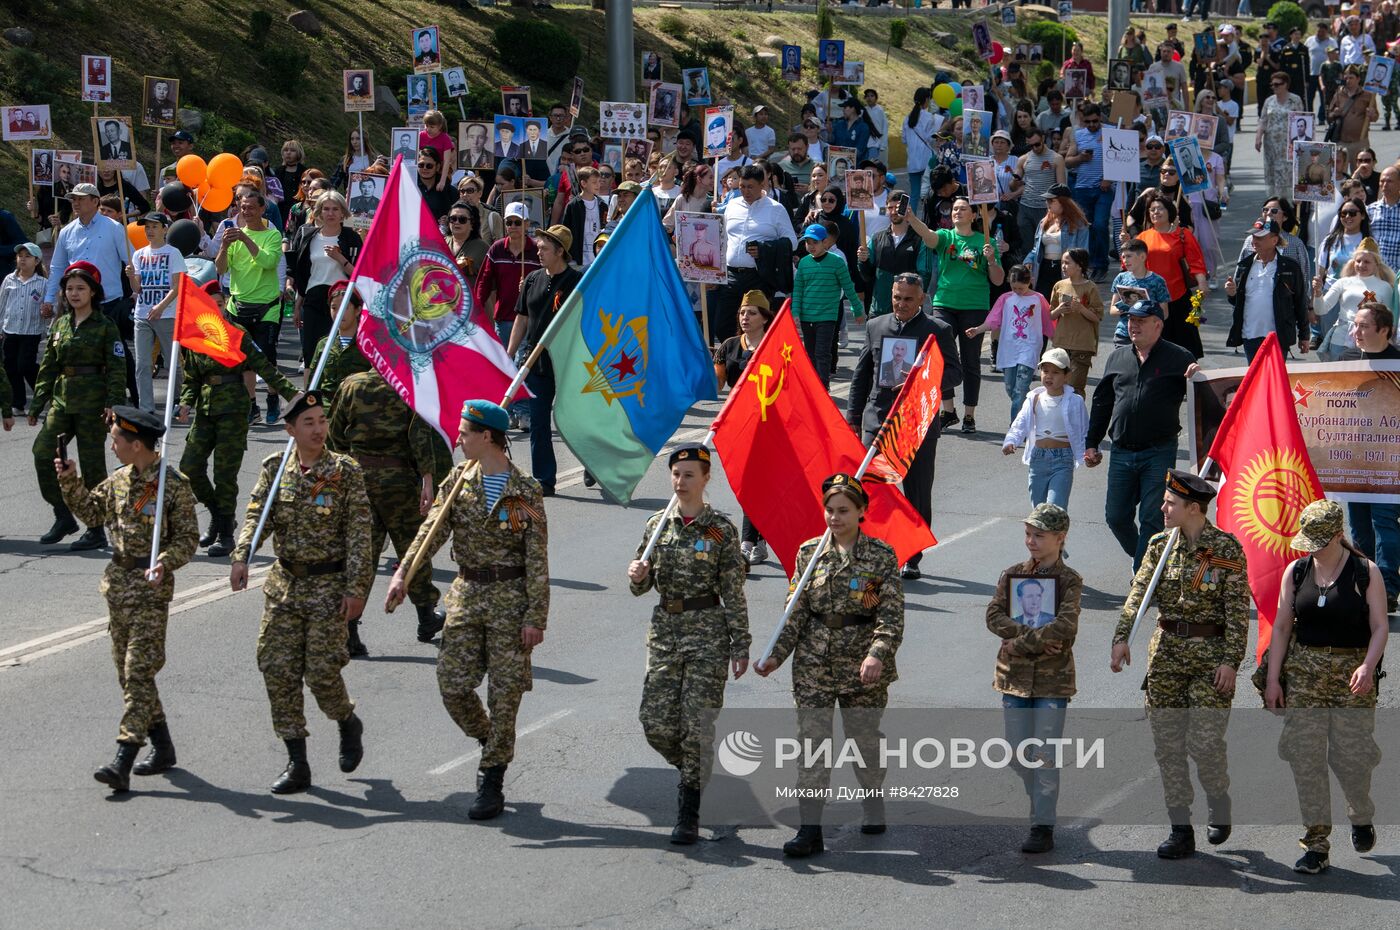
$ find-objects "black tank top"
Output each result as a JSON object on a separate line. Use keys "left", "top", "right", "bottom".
{"left": 1293, "top": 555, "right": 1372, "bottom": 649}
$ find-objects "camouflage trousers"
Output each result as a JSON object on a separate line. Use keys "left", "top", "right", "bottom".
{"left": 1278, "top": 644, "right": 1381, "bottom": 854}
{"left": 640, "top": 647, "right": 729, "bottom": 790}
{"left": 256, "top": 570, "right": 354, "bottom": 739}
{"left": 794, "top": 676, "right": 889, "bottom": 794}
{"left": 1143, "top": 634, "right": 1234, "bottom": 812}
{"left": 34, "top": 408, "right": 106, "bottom": 512}
{"left": 438, "top": 579, "right": 534, "bottom": 769}
{"left": 181, "top": 411, "right": 248, "bottom": 515}
{"left": 103, "top": 570, "right": 173, "bottom": 744}
{"left": 362, "top": 467, "right": 438, "bottom": 609}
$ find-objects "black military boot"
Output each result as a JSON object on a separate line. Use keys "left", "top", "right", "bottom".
{"left": 270, "top": 738, "right": 311, "bottom": 794}
{"left": 347, "top": 619, "right": 368, "bottom": 657}
{"left": 199, "top": 510, "right": 219, "bottom": 547}
{"left": 468, "top": 764, "right": 507, "bottom": 820}
{"left": 670, "top": 784, "right": 702, "bottom": 845}
{"left": 207, "top": 514, "right": 235, "bottom": 558}
{"left": 782, "top": 800, "right": 825, "bottom": 858}
{"left": 70, "top": 525, "right": 108, "bottom": 552}
{"left": 861, "top": 797, "right": 886, "bottom": 835}
{"left": 1206, "top": 795, "right": 1231, "bottom": 845}
{"left": 40, "top": 504, "right": 80, "bottom": 544}
{"left": 132, "top": 720, "right": 177, "bottom": 776}
{"left": 416, "top": 603, "right": 445, "bottom": 643}
{"left": 337, "top": 712, "right": 364, "bottom": 773}
{"left": 1157, "top": 815, "right": 1196, "bottom": 859}
{"left": 1021, "top": 824, "right": 1055, "bottom": 854}
{"left": 93, "top": 742, "right": 140, "bottom": 792}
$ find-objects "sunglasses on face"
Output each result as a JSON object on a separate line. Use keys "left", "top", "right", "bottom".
{"left": 1358, "top": 157, "right": 1375, "bottom": 163}
{"left": 1272, "top": 81, "right": 1288, "bottom": 87}
{"left": 1264, "top": 207, "right": 1282, "bottom": 214}
{"left": 448, "top": 215, "right": 470, "bottom": 223}
{"left": 505, "top": 218, "right": 524, "bottom": 226}
{"left": 599, "top": 172, "right": 614, "bottom": 180}
{"left": 1340, "top": 210, "right": 1362, "bottom": 217}
{"left": 570, "top": 147, "right": 590, "bottom": 154}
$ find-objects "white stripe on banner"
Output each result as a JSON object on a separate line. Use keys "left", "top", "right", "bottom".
{"left": 398, "top": 164, "right": 445, "bottom": 430}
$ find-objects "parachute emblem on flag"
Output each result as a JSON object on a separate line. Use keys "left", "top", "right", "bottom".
{"left": 583, "top": 309, "right": 648, "bottom": 405}
{"left": 1230, "top": 447, "right": 1316, "bottom": 558}
{"left": 371, "top": 244, "right": 476, "bottom": 366}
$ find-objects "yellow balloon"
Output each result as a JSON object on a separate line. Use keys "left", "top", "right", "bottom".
{"left": 932, "top": 83, "right": 956, "bottom": 109}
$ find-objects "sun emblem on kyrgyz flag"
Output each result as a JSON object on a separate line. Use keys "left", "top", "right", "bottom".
{"left": 1230, "top": 448, "right": 1316, "bottom": 558}
{"left": 584, "top": 309, "right": 648, "bottom": 404}
{"left": 194, "top": 311, "right": 231, "bottom": 352}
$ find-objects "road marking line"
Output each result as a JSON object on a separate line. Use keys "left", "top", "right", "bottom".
{"left": 932, "top": 516, "right": 1003, "bottom": 550}
{"left": 428, "top": 708, "right": 574, "bottom": 775}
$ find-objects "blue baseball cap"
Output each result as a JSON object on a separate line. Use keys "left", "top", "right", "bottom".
{"left": 461, "top": 399, "right": 510, "bottom": 432}
{"left": 801, "top": 223, "right": 830, "bottom": 242}
{"left": 1126, "top": 299, "right": 1164, "bottom": 319}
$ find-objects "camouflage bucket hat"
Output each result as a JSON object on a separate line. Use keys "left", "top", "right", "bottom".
{"left": 1290, "top": 499, "right": 1344, "bottom": 553}
{"left": 1024, "top": 503, "right": 1069, "bottom": 533}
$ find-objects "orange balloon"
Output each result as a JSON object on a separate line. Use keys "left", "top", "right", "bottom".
{"left": 206, "top": 152, "right": 243, "bottom": 189}
{"left": 202, "top": 186, "right": 234, "bottom": 213}
{"left": 196, "top": 180, "right": 211, "bottom": 200}
{"left": 176, "top": 154, "right": 208, "bottom": 188}
{"left": 126, "top": 222, "right": 149, "bottom": 250}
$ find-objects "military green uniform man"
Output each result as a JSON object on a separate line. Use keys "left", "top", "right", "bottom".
{"left": 328, "top": 369, "right": 443, "bottom": 652}
{"left": 179, "top": 318, "right": 299, "bottom": 557}
{"left": 57, "top": 406, "right": 199, "bottom": 792}
{"left": 29, "top": 262, "right": 126, "bottom": 550}
{"left": 757, "top": 473, "right": 903, "bottom": 858}
{"left": 311, "top": 281, "right": 371, "bottom": 408}
{"left": 1111, "top": 468, "right": 1250, "bottom": 860}
{"left": 628, "top": 445, "right": 750, "bottom": 845}
{"left": 389, "top": 400, "right": 549, "bottom": 821}
{"left": 230, "top": 391, "right": 374, "bottom": 794}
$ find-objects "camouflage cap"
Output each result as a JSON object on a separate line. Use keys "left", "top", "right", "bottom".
{"left": 1024, "top": 503, "right": 1069, "bottom": 533}
{"left": 1290, "top": 499, "right": 1344, "bottom": 553}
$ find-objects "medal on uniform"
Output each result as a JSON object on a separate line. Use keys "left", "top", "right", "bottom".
{"left": 694, "top": 539, "right": 708, "bottom": 560}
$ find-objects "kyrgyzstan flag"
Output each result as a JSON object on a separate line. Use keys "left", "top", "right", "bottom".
{"left": 1206, "top": 333, "right": 1324, "bottom": 661}
{"left": 868, "top": 334, "right": 945, "bottom": 484}
{"left": 350, "top": 156, "right": 527, "bottom": 448}
{"left": 173, "top": 275, "right": 246, "bottom": 366}
{"left": 712, "top": 305, "right": 936, "bottom": 575}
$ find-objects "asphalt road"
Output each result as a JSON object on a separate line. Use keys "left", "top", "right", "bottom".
{"left": 1, "top": 127, "right": 1397, "bottom": 929}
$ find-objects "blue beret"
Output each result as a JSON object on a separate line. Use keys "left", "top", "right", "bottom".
{"left": 461, "top": 399, "right": 510, "bottom": 432}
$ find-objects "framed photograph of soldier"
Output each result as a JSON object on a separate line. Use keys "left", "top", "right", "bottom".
{"left": 1008, "top": 574, "right": 1058, "bottom": 627}
{"left": 682, "top": 68, "right": 712, "bottom": 106}
{"left": 1062, "top": 68, "right": 1088, "bottom": 100}
{"left": 1140, "top": 70, "right": 1169, "bottom": 111}
{"left": 2, "top": 105, "right": 52, "bottom": 142}
{"left": 649, "top": 82, "right": 682, "bottom": 128}
{"left": 91, "top": 115, "right": 135, "bottom": 169}
{"left": 827, "top": 146, "right": 856, "bottom": 185}
{"left": 406, "top": 74, "right": 436, "bottom": 127}
{"left": 675, "top": 211, "right": 727, "bottom": 284}
{"left": 964, "top": 157, "right": 999, "bottom": 205}
{"left": 1057, "top": 0, "right": 1073, "bottom": 16}
{"left": 1029, "top": 44, "right": 1044, "bottom": 62}
{"left": 1164, "top": 109, "right": 1193, "bottom": 142}
{"left": 501, "top": 86, "right": 532, "bottom": 118}
{"left": 444, "top": 67, "right": 469, "bottom": 98}
{"left": 1167, "top": 136, "right": 1211, "bottom": 195}
{"left": 962, "top": 109, "right": 991, "bottom": 157}
{"left": 601, "top": 143, "right": 624, "bottom": 175}
{"left": 517, "top": 118, "right": 549, "bottom": 162}
{"left": 781, "top": 45, "right": 802, "bottom": 82}
{"left": 972, "top": 21, "right": 994, "bottom": 61}
{"left": 599, "top": 101, "right": 647, "bottom": 141}
{"left": 642, "top": 50, "right": 662, "bottom": 82}
{"left": 412, "top": 25, "right": 441, "bottom": 74}
{"left": 1194, "top": 29, "right": 1217, "bottom": 59}
{"left": 81, "top": 55, "right": 112, "bottom": 104}
{"left": 703, "top": 106, "right": 733, "bottom": 159}
{"left": 1108, "top": 58, "right": 1134, "bottom": 91}
{"left": 30, "top": 149, "right": 54, "bottom": 186}
{"left": 1000, "top": 4, "right": 1017, "bottom": 26}
{"left": 878, "top": 335, "right": 919, "bottom": 389}
{"left": 1287, "top": 111, "right": 1314, "bottom": 158}
{"left": 141, "top": 76, "right": 179, "bottom": 130}
{"left": 845, "top": 168, "right": 874, "bottom": 210}
{"left": 493, "top": 116, "right": 524, "bottom": 159}
{"left": 390, "top": 127, "right": 418, "bottom": 165}
{"left": 347, "top": 172, "right": 386, "bottom": 229}
{"left": 502, "top": 189, "right": 545, "bottom": 234}
{"left": 1293, "top": 140, "right": 1338, "bottom": 203}
{"left": 569, "top": 76, "right": 585, "bottom": 118}
{"left": 343, "top": 69, "right": 374, "bottom": 112}
{"left": 817, "top": 39, "right": 846, "bottom": 78}
{"left": 1364, "top": 52, "right": 1394, "bottom": 95}
{"left": 962, "top": 85, "right": 985, "bottom": 113}
{"left": 834, "top": 62, "right": 866, "bottom": 87}
{"left": 624, "top": 138, "right": 654, "bottom": 165}
{"left": 458, "top": 121, "right": 493, "bottom": 169}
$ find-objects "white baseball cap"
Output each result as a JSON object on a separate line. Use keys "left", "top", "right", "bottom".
{"left": 504, "top": 202, "right": 530, "bottom": 221}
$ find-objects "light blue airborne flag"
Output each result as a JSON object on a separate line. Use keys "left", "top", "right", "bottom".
{"left": 538, "top": 187, "right": 717, "bottom": 503}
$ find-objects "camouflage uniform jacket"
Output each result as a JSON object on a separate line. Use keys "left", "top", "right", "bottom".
{"left": 313, "top": 334, "right": 372, "bottom": 413}
{"left": 403, "top": 460, "right": 550, "bottom": 630}
{"left": 59, "top": 459, "right": 199, "bottom": 602}
{"left": 179, "top": 323, "right": 298, "bottom": 417}
{"left": 231, "top": 450, "right": 374, "bottom": 600}
{"left": 326, "top": 370, "right": 438, "bottom": 475}
{"left": 29, "top": 311, "right": 125, "bottom": 417}
{"left": 631, "top": 503, "right": 750, "bottom": 663}
{"left": 769, "top": 533, "right": 903, "bottom": 685}
{"left": 1114, "top": 522, "right": 1250, "bottom": 672}
{"left": 985, "top": 556, "right": 1084, "bottom": 699}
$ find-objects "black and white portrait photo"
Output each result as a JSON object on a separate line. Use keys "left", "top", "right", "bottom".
{"left": 444, "top": 67, "right": 469, "bottom": 98}
{"left": 649, "top": 82, "right": 682, "bottom": 128}
{"left": 390, "top": 127, "right": 418, "bottom": 166}
{"left": 344, "top": 69, "right": 374, "bottom": 113}
{"left": 91, "top": 116, "right": 134, "bottom": 169}
{"left": 502, "top": 87, "right": 532, "bottom": 118}
{"left": 31, "top": 148, "right": 54, "bottom": 186}
{"left": 458, "top": 121, "right": 493, "bottom": 169}
{"left": 1009, "top": 575, "right": 1057, "bottom": 628}
{"left": 142, "top": 76, "right": 179, "bottom": 130}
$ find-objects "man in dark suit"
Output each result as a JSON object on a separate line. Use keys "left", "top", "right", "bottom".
{"left": 878, "top": 338, "right": 913, "bottom": 387}
{"left": 847, "top": 272, "right": 962, "bottom": 580}
{"left": 494, "top": 123, "right": 520, "bottom": 160}
{"left": 518, "top": 121, "right": 549, "bottom": 160}
{"left": 100, "top": 120, "right": 131, "bottom": 161}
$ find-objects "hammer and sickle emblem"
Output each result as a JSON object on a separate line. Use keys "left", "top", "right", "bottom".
{"left": 747, "top": 352, "right": 789, "bottom": 422}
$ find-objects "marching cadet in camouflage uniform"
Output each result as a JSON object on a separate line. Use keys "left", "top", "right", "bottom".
{"left": 311, "top": 280, "right": 370, "bottom": 413}
{"left": 230, "top": 391, "right": 373, "bottom": 794}
{"left": 984, "top": 503, "right": 1083, "bottom": 855}
{"left": 388, "top": 400, "right": 548, "bottom": 821}
{"left": 756, "top": 473, "right": 903, "bottom": 858}
{"left": 1264, "top": 500, "right": 1387, "bottom": 875}
{"left": 1111, "top": 469, "right": 1249, "bottom": 859}
{"left": 58, "top": 406, "right": 199, "bottom": 792}
{"left": 329, "top": 368, "right": 443, "bottom": 654}
{"left": 178, "top": 303, "right": 299, "bottom": 558}
{"left": 28, "top": 262, "right": 126, "bottom": 551}
{"left": 628, "top": 445, "right": 750, "bottom": 846}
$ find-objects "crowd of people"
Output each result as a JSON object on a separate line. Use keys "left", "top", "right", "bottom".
{"left": 0, "top": 10, "right": 1395, "bottom": 878}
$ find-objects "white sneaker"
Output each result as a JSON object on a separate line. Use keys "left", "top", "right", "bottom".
{"left": 740, "top": 542, "right": 755, "bottom": 565}
{"left": 751, "top": 541, "right": 768, "bottom": 564}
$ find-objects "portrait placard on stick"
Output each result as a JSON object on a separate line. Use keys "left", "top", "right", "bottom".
{"left": 142, "top": 76, "right": 179, "bottom": 130}
{"left": 702, "top": 106, "right": 733, "bottom": 159}
{"left": 964, "top": 157, "right": 999, "bottom": 205}
{"left": 412, "top": 25, "right": 441, "bottom": 74}
{"left": 846, "top": 168, "right": 875, "bottom": 210}
{"left": 599, "top": 101, "right": 647, "bottom": 141}
{"left": 82, "top": 55, "right": 112, "bottom": 103}
{"left": 3, "top": 105, "right": 52, "bottom": 142}
{"left": 649, "top": 82, "right": 682, "bottom": 128}
{"left": 344, "top": 69, "right": 374, "bottom": 113}
{"left": 676, "top": 212, "right": 727, "bottom": 284}
{"left": 348, "top": 172, "right": 386, "bottom": 229}
{"left": 92, "top": 115, "right": 135, "bottom": 169}
{"left": 1293, "top": 140, "right": 1337, "bottom": 203}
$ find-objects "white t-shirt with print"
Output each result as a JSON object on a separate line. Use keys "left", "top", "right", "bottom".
{"left": 133, "top": 243, "right": 187, "bottom": 320}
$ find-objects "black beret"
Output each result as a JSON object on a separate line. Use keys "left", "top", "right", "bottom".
{"left": 110, "top": 405, "right": 165, "bottom": 444}
{"left": 821, "top": 472, "right": 869, "bottom": 505}
{"left": 1164, "top": 468, "right": 1216, "bottom": 505}
{"left": 284, "top": 391, "right": 324, "bottom": 423}
{"left": 668, "top": 444, "right": 711, "bottom": 468}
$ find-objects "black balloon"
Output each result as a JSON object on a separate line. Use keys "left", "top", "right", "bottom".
{"left": 159, "top": 182, "right": 193, "bottom": 213}
{"left": 167, "top": 219, "right": 202, "bottom": 258}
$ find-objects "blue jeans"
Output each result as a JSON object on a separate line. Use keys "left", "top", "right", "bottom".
{"left": 524, "top": 362, "right": 557, "bottom": 491}
{"left": 1028, "top": 446, "right": 1075, "bottom": 508}
{"left": 1071, "top": 185, "right": 1113, "bottom": 273}
{"left": 1105, "top": 442, "right": 1178, "bottom": 570}
{"left": 1003, "top": 364, "right": 1034, "bottom": 425}
{"left": 1347, "top": 502, "right": 1400, "bottom": 598}
{"left": 1002, "top": 695, "right": 1069, "bottom": 825}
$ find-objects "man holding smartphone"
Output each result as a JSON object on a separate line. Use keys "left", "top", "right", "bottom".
{"left": 857, "top": 193, "right": 929, "bottom": 318}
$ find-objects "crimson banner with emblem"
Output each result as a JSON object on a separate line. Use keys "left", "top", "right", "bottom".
{"left": 868, "top": 334, "right": 945, "bottom": 483}
{"left": 1206, "top": 333, "right": 1325, "bottom": 661}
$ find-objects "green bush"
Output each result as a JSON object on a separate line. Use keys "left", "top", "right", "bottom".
{"left": 1267, "top": 2, "right": 1307, "bottom": 38}
{"left": 890, "top": 19, "right": 909, "bottom": 50}
{"left": 816, "top": 1, "right": 835, "bottom": 41}
{"left": 1019, "top": 20, "right": 1077, "bottom": 48}
{"left": 658, "top": 13, "right": 688, "bottom": 38}
{"left": 493, "top": 20, "right": 582, "bottom": 86}
{"left": 248, "top": 10, "right": 273, "bottom": 45}
{"left": 673, "top": 47, "right": 705, "bottom": 71}
{"left": 697, "top": 37, "right": 735, "bottom": 63}
{"left": 258, "top": 45, "right": 310, "bottom": 95}
{"left": 198, "top": 112, "right": 257, "bottom": 157}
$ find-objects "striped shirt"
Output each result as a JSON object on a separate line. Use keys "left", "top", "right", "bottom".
{"left": 481, "top": 471, "right": 510, "bottom": 511}
{"left": 1366, "top": 199, "right": 1400, "bottom": 273}
{"left": 0, "top": 272, "right": 47, "bottom": 335}
{"left": 1072, "top": 128, "right": 1103, "bottom": 189}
